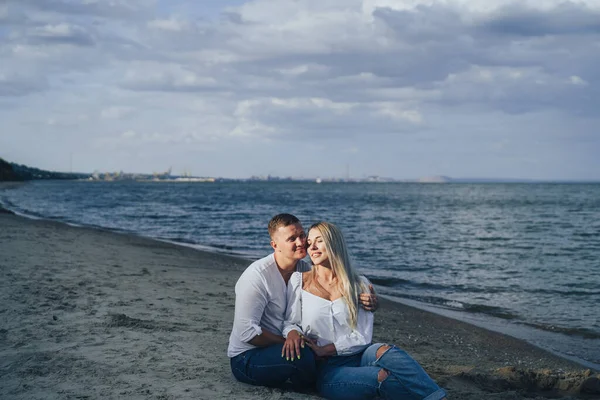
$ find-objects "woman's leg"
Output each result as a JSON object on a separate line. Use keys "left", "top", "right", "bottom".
{"left": 317, "top": 355, "right": 380, "bottom": 400}
{"left": 360, "top": 343, "right": 447, "bottom": 400}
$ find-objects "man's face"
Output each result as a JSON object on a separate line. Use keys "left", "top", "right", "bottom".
{"left": 270, "top": 223, "right": 307, "bottom": 261}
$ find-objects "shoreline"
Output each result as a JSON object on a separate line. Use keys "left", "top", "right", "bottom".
{"left": 1, "top": 201, "right": 599, "bottom": 372}
{"left": 1, "top": 212, "right": 598, "bottom": 399}
{"left": 0, "top": 199, "right": 260, "bottom": 259}
{"left": 380, "top": 294, "right": 600, "bottom": 372}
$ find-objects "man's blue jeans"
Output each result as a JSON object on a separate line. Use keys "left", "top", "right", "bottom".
{"left": 230, "top": 344, "right": 316, "bottom": 390}
{"left": 317, "top": 343, "right": 447, "bottom": 400}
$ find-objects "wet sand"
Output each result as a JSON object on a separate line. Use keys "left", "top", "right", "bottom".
{"left": 0, "top": 213, "right": 598, "bottom": 399}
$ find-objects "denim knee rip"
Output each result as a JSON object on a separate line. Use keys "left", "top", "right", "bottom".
{"left": 375, "top": 343, "right": 393, "bottom": 363}
{"left": 374, "top": 344, "right": 392, "bottom": 390}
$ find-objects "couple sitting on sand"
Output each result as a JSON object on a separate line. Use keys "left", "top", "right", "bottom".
{"left": 227, "top": 214, "right": 447, "bottom": 400}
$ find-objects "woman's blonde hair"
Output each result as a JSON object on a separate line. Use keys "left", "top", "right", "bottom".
{"left": 306, "top": 221, "right": 367, "bottom": 328}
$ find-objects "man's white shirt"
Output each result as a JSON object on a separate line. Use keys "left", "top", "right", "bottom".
{"left": 227, "top": 253, "right": 311, "bottom": 357}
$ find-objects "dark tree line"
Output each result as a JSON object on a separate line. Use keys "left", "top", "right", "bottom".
{"left": 0, "top": 158, "right": 90, "bottom": 181}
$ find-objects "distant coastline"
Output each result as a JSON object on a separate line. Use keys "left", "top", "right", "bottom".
{"left": 1, "top": 157, "right": 598, "bottom": 183}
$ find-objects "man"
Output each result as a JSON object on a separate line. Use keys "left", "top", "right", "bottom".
{"left": 228, "top": 213, "right": 378, "bottom": 390}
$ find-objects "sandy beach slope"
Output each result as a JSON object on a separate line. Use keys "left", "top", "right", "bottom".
{"left": 0, "top": 213, "right": 598, "bottom": 399}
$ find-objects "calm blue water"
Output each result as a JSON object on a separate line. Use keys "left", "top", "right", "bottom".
{"left": 1, "top": 181, "right": 599, "bottom": 369}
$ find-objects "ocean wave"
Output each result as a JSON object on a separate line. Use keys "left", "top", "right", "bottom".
{"left": 366, "top": 276, "right": 512, "bottom": 295}
{"left": 378, "top": 290, "right": 521, "bottom": 321}
{"left": 519, "top": 322, "right": 600, "bottom": 340}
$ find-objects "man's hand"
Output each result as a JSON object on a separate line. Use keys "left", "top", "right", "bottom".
{"left": 304, "top": 337, "right": 336, "bottom": 359}
{"left": 359, "top": 284, "right": 378, "bottom": 312}
{"left": 282, "top": 330, "right": 304, "bottom": 361}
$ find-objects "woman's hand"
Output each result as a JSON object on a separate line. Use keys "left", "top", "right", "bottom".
{"left": 282, "top": 330, "right": 305, "bottom": 361}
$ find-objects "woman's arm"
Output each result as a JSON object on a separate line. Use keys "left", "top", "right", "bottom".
{"left": 333, "top": 306, "right": 374, "bottom": 355}
{"left": 333, "top": 276, "right": 375, "bottom": 355}
{"left": 282, "top": 272, "right": 305, "bottom": 361}
{"left": 304, "top": 307, "right": 373, "bottom": 357}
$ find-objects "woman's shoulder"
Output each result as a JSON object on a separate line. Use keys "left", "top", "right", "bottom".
{"left": 301, "top": 270, "right": 315, "bottom": 288}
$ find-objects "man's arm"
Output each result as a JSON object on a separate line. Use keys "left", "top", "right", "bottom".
{"left": 359, "top": 284, "right": 379, "bottom": 312}
{"left": 232, "top": 273, "right": 282, "bottom": 347}
{"left": 248, "top": 328, "right": 285, "bottom": 347}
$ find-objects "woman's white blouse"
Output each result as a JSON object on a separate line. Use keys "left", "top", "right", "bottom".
{"left": 283, "top": 272, "right": 374, "bottom": 356}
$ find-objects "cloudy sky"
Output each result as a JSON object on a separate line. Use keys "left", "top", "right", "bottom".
{"left": 1, "top": 0, "right": 599, "bottom": 180}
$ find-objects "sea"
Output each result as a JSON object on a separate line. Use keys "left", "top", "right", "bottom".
{"left": 1, "top": 180, "right": 599, "bottom": 370}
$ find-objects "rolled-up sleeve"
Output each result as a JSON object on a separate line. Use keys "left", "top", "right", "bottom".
{"left": 333, "top": 276, "right": 374, "bottom": 355}
{"left": 283, "top": 272, "right": 304, "bottom": 337}
{"left": 233, "top": 272, "right": 268, "bottom": 343}
{"left": 333, "top": 307, "right": 373, "bottom": 355}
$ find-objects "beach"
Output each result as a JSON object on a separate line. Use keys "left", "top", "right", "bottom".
{"left": 0, "top": 212, "right": 598, "bottom": 399}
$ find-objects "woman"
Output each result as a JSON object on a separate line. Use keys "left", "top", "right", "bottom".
{"left": 282, "top": 222, "right": 447, "bottom": 400}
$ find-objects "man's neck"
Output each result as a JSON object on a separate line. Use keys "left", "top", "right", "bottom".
{"left": 274, "top": 252, "right": 299, "bottom": 282}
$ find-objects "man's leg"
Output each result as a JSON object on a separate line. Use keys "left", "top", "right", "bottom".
{"left": 230, "top": 344, "right": 316, "bottom": 390}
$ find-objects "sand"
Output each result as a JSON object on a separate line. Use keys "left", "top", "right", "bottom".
{"left": 0, "top": 212, "right": 598, "bottom": 399}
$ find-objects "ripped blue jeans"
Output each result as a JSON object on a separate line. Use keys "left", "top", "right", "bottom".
{"left": 316, "top": 343, "right": 447, "bottom": 400}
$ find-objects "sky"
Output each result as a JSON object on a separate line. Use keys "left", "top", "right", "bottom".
{"left": 1, "top": 0, "right": 599, "bottom": 180}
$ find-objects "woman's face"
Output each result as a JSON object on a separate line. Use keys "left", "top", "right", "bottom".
{"left": 307, "top": 228, "right": 329, "bottom": 266}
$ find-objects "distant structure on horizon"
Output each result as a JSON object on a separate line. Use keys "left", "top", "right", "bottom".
{"left": 152, "top": 167, "right": 172, "bottom": 181}
{"left": 417, "top": 176, "right": 451, "bottom": 183}
{"left": 6, "top": 157, "right": 589, "bottom": 183}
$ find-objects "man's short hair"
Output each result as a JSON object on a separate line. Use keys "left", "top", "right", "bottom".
{"left": 268, "top": 213, "right": 300, "bottom": 239}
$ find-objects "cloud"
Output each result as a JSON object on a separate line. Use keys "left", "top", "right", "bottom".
{"left": 147, "top": 18, "right": 193, "bottom": 33}
{"left": 24, "top": 23, "right": 96, "bottom": 46}
{"left": 120, "top": 63, "right": 221, "bottom": 92}
{"left": 477, "top": 2, "right": 600, "bottom": 37}
{"left": 95, "top": 128, "right": 222, "bottom": 150}
{"left": 0, "top": 3, "right": 29, "bottom": 26}
{"left": 13, "top": 0, "right": 154, "bottom": 19}
{"left": 230, "top": 97, "right": 423, "bottom": 140}
{"left": 0, "top": 71, "right": 48, "bottom": 96}
{"left": 100, "top": 106, "right": 134, "bottom": 119}
{"left": 432, "top": 64, "right": 595, "bottom": 114}
{"left": 0, "top": 0, "right": 598, "bottom": 179}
